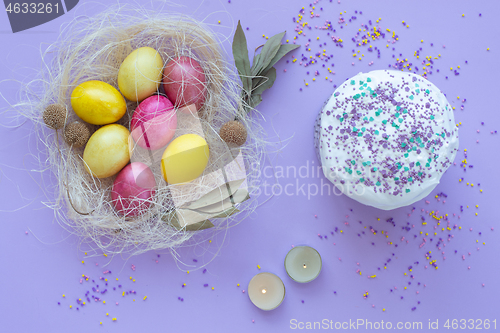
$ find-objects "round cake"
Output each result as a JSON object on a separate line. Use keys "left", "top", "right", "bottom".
{"left": 314, "top": 70, "right": 459, "bottom": 210}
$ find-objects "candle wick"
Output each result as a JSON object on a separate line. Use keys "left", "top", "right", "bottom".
{"left": 303, "top": 264, "right": 307, "bottom": 269}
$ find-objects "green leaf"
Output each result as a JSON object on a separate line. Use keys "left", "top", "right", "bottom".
{"left": 182, "top": 178, "right": 246, "bottom": 210}
{"left": 183, "top": 220, "right": 214, "bottom": 231}
{"left": 201, "top": 190, "right": 249, "bottom": 218}
{"left": 212, "top": 207, "right": 240, "bottom": 219}
{"left": 251, "top": 31, "right": 285, "bottom": 76}
{"left": 261, "top": 44, "right": 300, "bottom": 75}
{"left": 185, "top": 189, "right": 250, "bottom": 215}
{"left": 250, "top": 94, "right": 263, "bottom": 109}
{"left": 232, "top": 24, "right": 300, "bottom": 114}
{"left": 232, "top": 21, "right": 252, "bottom": 97}
{"left": 232, "top": 189, "right": 250, "bottom": 204}
{"left": 251, "top": 52, "right": 261, "bottom": 72}
{"left": 161, "top": 210, "right": 214, "bottom": 231}
{"left": 252, "top": 67, "right": 277, "bottom": 96}
{"left": 161, "top": 211, "right": 180, "bottom": 228}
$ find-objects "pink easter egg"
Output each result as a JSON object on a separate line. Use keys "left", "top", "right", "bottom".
{"left": 130, "top": 95, "right": 177, "bottom": 150}
{"left": 111, "top": 162, "right": 156, "bottom": 216}
{"left": 162, "top": 56, "right": 207, "bottom": 110}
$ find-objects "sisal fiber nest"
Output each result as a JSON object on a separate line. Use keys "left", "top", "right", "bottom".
{"left": 16, "top": 4, "right": 266, "bottom": 258}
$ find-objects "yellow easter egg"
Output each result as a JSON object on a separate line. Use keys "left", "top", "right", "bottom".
{"left": 161, "top": 134, "right": 209, "bottom": 184}
{"left": 83, "top": 124, "right": 130, "bottom": 178}
{"left": 118, "top": 47, "right": 164, "bottom": 102}
{"left": 71, "top": 80, "right": 127, "bottom": 125}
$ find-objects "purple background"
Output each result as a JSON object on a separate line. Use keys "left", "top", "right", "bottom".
{"left": 1, "top": 0, "right": 499, "bottom": 332}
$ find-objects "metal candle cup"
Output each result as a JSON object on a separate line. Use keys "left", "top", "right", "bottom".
{"left": 284, "top": 246, "right": 322, "bottom": 283}
{"left": 248, "top": 272, "right": 285, "bottom": 310}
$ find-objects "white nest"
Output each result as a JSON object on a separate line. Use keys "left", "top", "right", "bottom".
{"left": 14, "top": 4, "right": 266, "bottom": 258}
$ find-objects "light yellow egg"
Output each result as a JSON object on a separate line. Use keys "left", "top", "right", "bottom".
{"left": 161, "top": 134, "right": 209, "bottom": 184}
{"left": 71, "top": 80, "right": 127, "bottom": 125}
{"left": 83, "top": 124, "right": 130, "bottom": 178}
{"left": 118, "top": 47, "right": 164, "bottom": 102}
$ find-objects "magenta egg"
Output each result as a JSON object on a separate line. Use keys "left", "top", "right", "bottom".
{"left": 162, "top": 56, "right": 207, "bottom": 110}
{"left": 130, "top": 95, "right": 177, "bottom": 150}
{"left": 111, "top": 162, "right": 156, "bottom": 216}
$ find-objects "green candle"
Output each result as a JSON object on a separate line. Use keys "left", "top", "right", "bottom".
{"left": 285, "top": 246, "right": 322, "bottom": 283}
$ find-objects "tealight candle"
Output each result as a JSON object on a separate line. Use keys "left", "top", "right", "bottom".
{"left": 248, "top": 272, "right": 285, "bottom": 310}
{"left": 284, "top": 246, "right": 322, "bottom": 283}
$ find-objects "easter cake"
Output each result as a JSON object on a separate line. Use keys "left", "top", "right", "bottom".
{"left": 314, "top": 70, "right": 459, "bottom": 210}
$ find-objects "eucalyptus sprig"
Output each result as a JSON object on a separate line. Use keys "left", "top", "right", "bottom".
{"left": 232, "top": 20, "right": 300, "bottom": 114}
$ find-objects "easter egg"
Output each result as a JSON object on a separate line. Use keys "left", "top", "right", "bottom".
{"left": 130, "top": 95, "right": 177, "bottom": 150}
{"left": 71, "top": 80, "right": 127, "bottom": 125}
{"left": 111, "top": 162, "right": 156, "bottom": 216}
{"left": 161, "top": 134, "right": 209, "bottom": 184}
{"left": 83, "top": 124, "right": 130, "bottom": 178}
{"left": 163, "top": 56, "right": 207, "bottom": 110}
{"left": 118, "top": 47, "right": 164, "bottom": 102}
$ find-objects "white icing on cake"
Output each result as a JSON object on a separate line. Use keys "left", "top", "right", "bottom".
{"left": 315, "top": 70, "right": 459, "bottom": 210}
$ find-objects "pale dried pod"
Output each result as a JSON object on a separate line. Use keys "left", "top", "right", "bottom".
{"left": 64, "top": 121, "right": 91, "bottom": 148}
{"left": 219, "top": 120, "right": 247, "bottom": 146}
{"left": 43, "top": 103, "right": 66, "bottom": 130}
